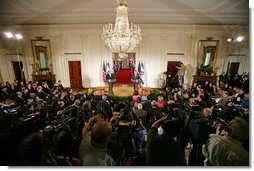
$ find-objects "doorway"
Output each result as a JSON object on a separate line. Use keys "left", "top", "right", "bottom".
{"left": 227, "top": 62, "right": 239, "bottom": 75}
{"left": 68, "top": 61, "right": 82, "bottom": 89}
{"left": 166, "top": 61, "right": 181, "bottom": 87}
{"left": 113, "top": 53, "right": 135, "bottom": 84}
{"left": 12, "top": 61, "right": 25, "bottom": 82}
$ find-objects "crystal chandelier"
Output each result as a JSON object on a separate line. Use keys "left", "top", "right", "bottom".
{"left": 102, "top": 0, "right": 142, "bottom": 54}
{"left": 118, "top": 52, "right": 128, "bottom": 59}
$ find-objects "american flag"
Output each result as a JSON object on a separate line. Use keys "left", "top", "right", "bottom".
{"left": 102, "top": 61, "right": 106, "bottom": 82}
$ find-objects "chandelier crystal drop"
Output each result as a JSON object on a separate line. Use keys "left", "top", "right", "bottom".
{"left": 102, "top": 0, "right": 142, "bottom": 54}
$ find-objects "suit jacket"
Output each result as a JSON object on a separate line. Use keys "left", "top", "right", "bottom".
{"left": 219, "top": 74, "right": 227, "bottom": 82}
{"left": 132, "top": 73, "right": 140, "bottom": 80}
{"left": 106, "top": 73, "right": 115, "bottom": 80}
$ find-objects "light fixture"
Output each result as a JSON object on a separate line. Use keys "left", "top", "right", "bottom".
{"left": 227, "top": 37, "right": 233, "bottom": 42}
{"left": 4, "top": 32, "right": 23, "bottom": 40}
{"left": 118, "top": 53, "right": 128, "bottom": 59}
{"left": 4, "top": 32, "right": 13, "bottom": 38}
{"left": 236, "top": 36, "right": 244, "bottom": 42}
{"left": 102, "top": 0, "right": 142, "bottom": 55}
{"left": 15, "top": 34, "right": 23, "bottom": 40}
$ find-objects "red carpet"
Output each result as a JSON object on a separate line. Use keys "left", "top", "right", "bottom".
{"left": 115, "top": 69, "right": 132, "bottom": 84}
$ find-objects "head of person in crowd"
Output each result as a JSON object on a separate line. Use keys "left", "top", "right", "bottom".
{"left": 18, "top": 132, "right": 57, "bottom": 166}
{"left": 161, "top": 120, "right": 181, "bottom": 139}
{"left": 226, "top": 117, "right": 249, "bottom": 142}
{"left": 82, "top": 115, "right": 103, "bottom": 138}
{"left": 90, "top": 121, "right": 112, "bottom": 148}
{"left": 73, "top": 99, "right": 81, "bottom": 108}
{"left": 137, "top": 103, "right": 143, "bottom": 110}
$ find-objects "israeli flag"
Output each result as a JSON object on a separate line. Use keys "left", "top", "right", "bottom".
{"left": 140, "top": 62, "right": 145, "bottom": 86}
{"left": 106, "top": 61, "right": 110, "bottom": 74}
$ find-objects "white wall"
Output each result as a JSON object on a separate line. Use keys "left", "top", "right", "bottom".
{"left": 0, "top": 24, "right": 249, "bottom": 88}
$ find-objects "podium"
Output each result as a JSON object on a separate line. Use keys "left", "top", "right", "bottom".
{"left": 107, "top": 79, "right": 116, "bottom": 96}
{"left": 131, "top": 78, "right": 140, "bottom": 92}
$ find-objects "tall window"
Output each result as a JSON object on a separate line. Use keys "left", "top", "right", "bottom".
{"left": 204, "top": 52, "right": 211, "bottom": 66}
{"left": 39, "top": 52, "right": 47, "bottom": 68}
{"left": 202, "top": 46, "right": 216, "bottom": 66}
{"left": 35, "top": 46, "right": 48, "bottom": 68}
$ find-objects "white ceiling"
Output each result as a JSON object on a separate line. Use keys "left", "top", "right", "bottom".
{"left": 0, "top": 0, "right": 249, "bottom": 25}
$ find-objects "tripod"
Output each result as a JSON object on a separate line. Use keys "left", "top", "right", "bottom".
{"left": 166, "top": 72, "right": 179, "bottom": 88}
{"left": 171, "top": 72, "right": 178, "bottom": 82}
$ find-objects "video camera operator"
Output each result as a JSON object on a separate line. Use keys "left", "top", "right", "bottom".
{"left": 79, "top": 120, "right": 115, "bottom": 166}
{"left": 0, "top": 101, "right": 51, "bottom": 165}
{"left": 202, "top": 116, "right": 249, "bottom": 166}
{"left": 107, "top": 108, "right": 137, "bottom": 166}
{"left": 185, "top": 102, "right": 249, "bottom": 166}
{"left": 146, "top": 115, "right": 184, "bottom": 166}
{"left": 42, "top": 112, "right": 82, "bottom": 165}
{"left": 17, "top": 131, "right": 58, "bottom": 166}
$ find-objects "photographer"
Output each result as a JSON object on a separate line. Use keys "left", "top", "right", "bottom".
{"left": 79, "top": 121, "right": 115, "bottom": 166}
{"left": 81, "top": 115, "right": 103, "bottom": 138}
{"left": 107, "top": 108, "right": 137, "bottom": 166}
{"left": 202, "top": 117, "right": 249, "bottom": 166}
{"left": 18, "top": 131, "right": 80, "bottom": 166}
{"left": 146, "top": 116, "right": 184, "bottom": 166}
{"left": 17, "top": 131, "right": 58, "bottom": 166}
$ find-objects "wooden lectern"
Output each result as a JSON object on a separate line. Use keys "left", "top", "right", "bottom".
{"left": 107, "top": 79, "right": 116, "bottom": 96}
{"left": 131, "top": 78, "right": 140, "bottom": 92}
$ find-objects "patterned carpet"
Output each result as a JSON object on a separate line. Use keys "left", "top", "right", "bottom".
{"left": 78, "top": 84, "right": 143, "bottom": 97}
{"left": 112, "top": 84, "right": 134, "bottom": 96}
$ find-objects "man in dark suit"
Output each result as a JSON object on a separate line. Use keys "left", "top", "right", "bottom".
{"left": 219, "top": 71, "right": 227, "bottom": 85}
{"left": 106, "top": 70, "right": 115, "bottom": 96}
{"left": 132, "top": 70, "right": 140, "bottom": 91}
{"left": 106, "top": 70, "right": 115, "bottom": 80}
{"left": 132, "top": 70, "right": 140, "bottom": 80}
{"left": 15, "top": 91, "right": 26, "bottom": 111}
{"left": 98, "top": 94, "right": 112, "bottom": 119}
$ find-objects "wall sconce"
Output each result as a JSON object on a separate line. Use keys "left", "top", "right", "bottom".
{"left": 226, "top": 36, "right": 244, "bottom": 43}
{"left": 227, "top": 37, "right": 233, "bottom": 42}
{"left": 4, "top": 32, "right": 23, "bottom": 40}
{"left": 236, "top": 36, "right": 244, "bottom": 42}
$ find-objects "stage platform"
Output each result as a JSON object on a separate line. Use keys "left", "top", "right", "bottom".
{"left": 77, "top": 84, "right": 153, "bottom": 97}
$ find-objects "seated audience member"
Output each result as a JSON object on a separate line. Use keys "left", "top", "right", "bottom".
{"left": 134, "top": 103, "right": 147, "bottom": 120}
{"left": 202, "top": 117, "right": 249, "bottom": 166}
{"left": 156, "top": 95, "right": 164, "bottom": 109}
{"left": 241, "top": 92, "right": 249, "bottom": 109}
{"left": 42, "top": 81, "right": 51, "bottom": 95}
{"left": 15, "top": 91, "right": 26, "bottom": 111}
{"left": 57, "top": 80, "right": 65, "bottom": 92}
{"left": 132, "top": 90, "right": 141, "bottom": 104}
{"left": 142, "top": 95, "right": 152, "bottom": 110}
{"left": 146, "top": 116, "right": 184, "bottom": 166}
{"left": 79, "top": 121, "right": 115, "bottom": 166}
